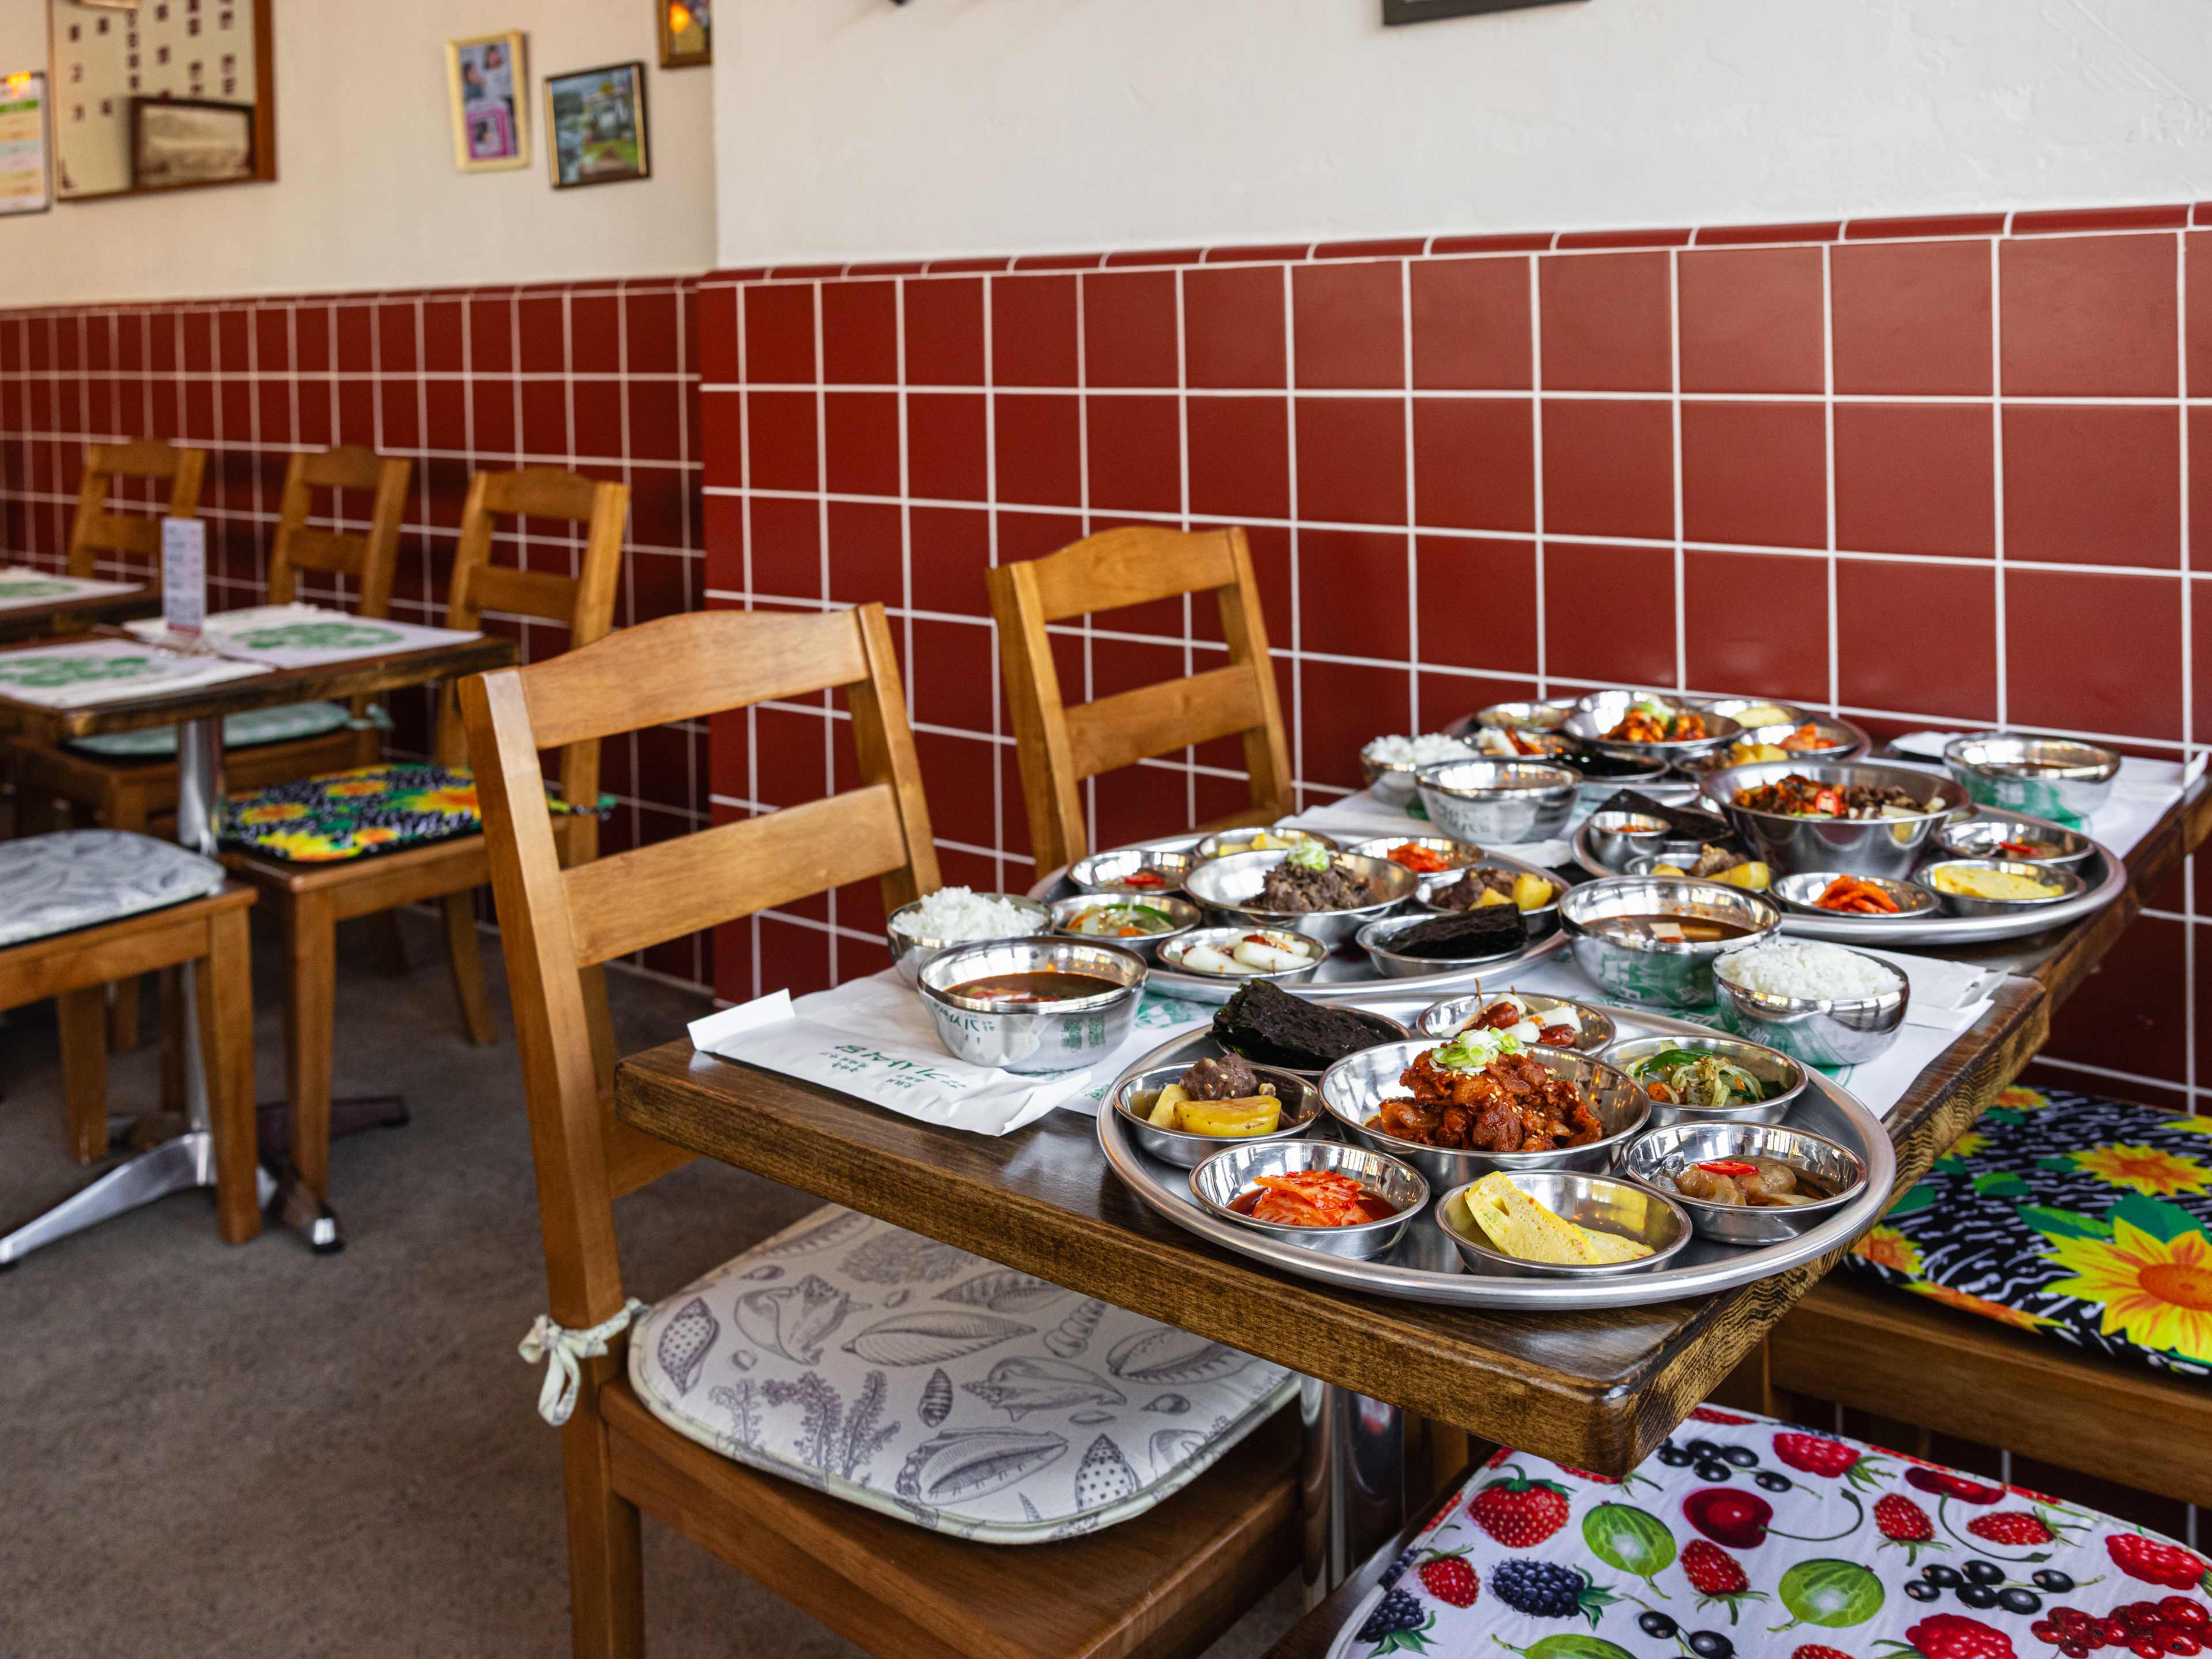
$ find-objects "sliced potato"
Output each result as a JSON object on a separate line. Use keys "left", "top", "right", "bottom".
{"left": 1147, "top": 1084, "right": 1190, "bottom": 1128}
{"left": 1512, "top": 872, "right": 1555, "bottom": 911}
{"left": 1473, "top": 887, "right": 1513, "bottom": 908}
{"left": 1719, "top": 861, "right": 1772, "bottom": 892}
{"left": 1179, "top": 1095, "right": 1283, "bottom": 1138}
{"left": 1653, "top": 862, "right": 1688, "bottom": 877}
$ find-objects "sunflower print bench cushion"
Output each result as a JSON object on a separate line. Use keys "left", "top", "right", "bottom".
{"left": 627, "top": 1205, "right": 1296, "bottom": 1545}
{"left": 222, "top": 762, "right": 612, "bottom": 862}
{"left": 1840, "top": 1085, "right": 2212, "bottom": 1381}
{"left": 1328, "top": 1402, "right": 2211, "bottom": 1658}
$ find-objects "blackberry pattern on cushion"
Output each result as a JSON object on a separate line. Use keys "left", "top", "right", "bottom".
{"left": 1328, "top": 1403, "right": 2211, "bottom": 1658}
{"left": 1840, "top": 1085, "right": 2212, "bottom": 1382}
{"left": 222, "top": 762, "right": 613, "bottom": 862}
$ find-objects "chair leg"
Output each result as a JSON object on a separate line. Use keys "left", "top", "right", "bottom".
{"left": 442, "top": 892, "right": 497, "bottom": 1046}
{"left": 107, "top": 783, "right": 150, "bottom": 1052}
{"left": 364, "top": 911, "right": 410, "bottom": 976}
{"left": 157, "top": 967, "right": 188, "bottom": 1115}
{"left": 562, "top": 1385, "right": 645, "bottom": 1659}
{"left": 195, "top": 906, "right": 261, "bottom": 1245}
{"left": 57, "top": 987, "right": 109, "bottom": 1165}
{"left": 581, "top": 964, "right": 616, "bottom": 1095}
{"left": 283, "top": 891, "right": 338, "bottom": 1202}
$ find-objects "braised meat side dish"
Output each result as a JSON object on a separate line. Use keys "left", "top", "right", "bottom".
{"left": 1373, "top": 1048, "right": 1606, "bottom": 1153}
{"left": 1255, "top": 857, "right": 1374, "bottom": 912}
{"left": 1179, "top": 1054, "right": 1259, "bottom": 1101}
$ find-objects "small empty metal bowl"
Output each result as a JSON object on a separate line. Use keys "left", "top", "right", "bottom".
{"left": 1414, "top": 990, "right": 1616, "bottom": 1052}
{"left": 1558, "top": 876, "right": 1781, "bottom": 1009}
{"left": 1189, "top": 1138, "right": 1427, "bottom": 1260}
{"left": 1621, "top": 1120, "right": 1867, "bottom": 1248}
{"left": 1703, "top": 759, "right": 1968, "bottom": 880}
{"left": 1069, "top": 846, "right": 1200, "bottom": 896}
{"left": 1918, "top": 858, "right": 2086, "bottom": 918}
{"left": 1942, "top": 733, "right": 2121, "bottom": 821}
{"left": 1568, "top": 750, "right": 1677, "bottom": 789}
{"left": 1711, "top": 945, "right": 1909, "bottom": 1067}
{"left": 1361, "top": 740, "right": 1478, "bottom": 806}
{"left": 1192, "top": 826, "right": 1340, "bottom": 862}
{"left": 1048, "top": 892, "right": 1202, "bottom": 961}
{"left": 1934, "top": 813, "right": 2095, "bottom": 870}
{"left": 1434, "top": 1169, "right": 1691, "bottom": 1279}
{"left": 887, "top": 893, "right": 1055, "bottom": 985}
{"left": 1772, "top": 870, "right": 1941, "bottom": 921}
{"left": 1599, "top": 1033, "right": 1806, "bottom": 1128}
{"left": 1184, "top": 849, "right": 1416, "bottom": 949}
{"left": 1111, "top": 1062, "right": 1321, "bottom": 1169}
{"left": 1566, "top": 692, "right": 1741, "bottom": 764}
{"left": 1472, "top": 699, "right": 1573, "bottom": 733}
{"left": 1585, "top": 810, "right": 1672, "bottom": 870}
{"left": 1320, "top": 1039, "right": 1649, "bottom": 1187}
{"left": 916, "top": 937, "right": 1146, "bottom": 1073}
{"left": 1696, "top": 696, "right": 1815, "bottom": 730}
{"left": 1416, "top": 759, "right": 1580, "bottom": 846}
{"left": 1157, "top": 925, "right": 1328, "bottom": 987}
{"left": 1347, "top": 834, "right": 1485, "bottom": 872}
{"left": 1354, "top": 910, "right": 1532, "bottom": 978}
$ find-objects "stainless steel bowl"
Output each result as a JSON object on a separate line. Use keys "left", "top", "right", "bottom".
{"left": 1558, "top": 876, "right": 1781, "bottom": 1009}
{"left": 1346, "top": 834, "right": 1485, "bottom": 872}
{"left": 1712, "top": 944, "right": 1909, "bottom": 1067}
{"left": 1696, "top": 696, "right": 1815, "bottom": 730}
{"left": 887, "top": 893, "right": 1055, "bottom": 986}
{"left": 1702, "top": 759, "right": 1968, "bottom": 879}
{"left": 1434, "top": 1169, "right": 1691, "bottom": 1279}
{"left": 1048, "top": 892, "right": 1202, "bottom": 961}
{"left": 1918, "top": 858, "right": 2086, "bottom": 918}
{"left": 1069, "top": 846, "right": 1200, "bottom": 896}
{"left": 1183, "top": 849, "right": 1416, "bottom": 949}
{"left": 1212, "top": 1003, "right": 1414, "bottom": 1081}
{"left": 1472, "top": 699, "right": 1573, "bottom": 733}
{"left": 1568, "top": 752, "right": 1676, "bottom": 791}
{"left": 1416, "top": 857, "right": 1560, "bottom": 935}
{"left": 1674, "top": 721, "right": 1870, "bottom": 779}
{"left": 1354, "top": 910, "right": 1535, "bottom": 978}
{"left": 1772, "top": 870, "right": 1941, "bottom": 921}
{"left": 1599, "top": 1032, "right": 1806, "bottom": 1128}
{"left": 1361, "top": 740, "right": 1478, "bottom": 806}
{"left": 1320, "top": 1039, "right": 1649, "bottom": 1187}
{"left": 916, "top": 937, "right": 1146, "bottom": 1073}
{"left": 1585, "top": 810, "right": 1672, "bottom": 871}
{"left": 1565, "top": 692, "right": 1741, "bottom": 764}
{"left": 1942, "top": 733, "right": 2122, "bottom": 821}
{"left": 1157, "top": 925, "right": 1328, "bottom": 987}
{"left": 1620, "top": 1120, "right": 1868, "bottom": 1248}
{"left": 1414, "top": 990, "right": 1616, "bottom": 1052}
{"left": 1189, "top": 1138, "right": 1427, "bottom": 1261}
{"left": 1415, "top": 759, "right": 1580, "bottom": 845}
{"left": 1934, "top": 813, "right": 2096, "bottom": 870}
{"left": 1192, "top": 826, "right": 1339, "bottom": 862}
{"left": 1111, "top": 1062, "right": 1321, "bottom": 1169}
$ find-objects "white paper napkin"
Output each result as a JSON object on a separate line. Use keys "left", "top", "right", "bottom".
{"left": 1842, "top": 945, "right": 2005, "bottom": 1032}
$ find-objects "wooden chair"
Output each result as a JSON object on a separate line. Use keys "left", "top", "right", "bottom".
{"left": 988, "top": 525, "right": 1293, "bottom": 876}
{"left": 221, "top": 467, "right": 624, "bottom": 1207}
{"left": 17, "top": 446, "right": 412, "bottom": 1049}
{"left": 65, "top": 437, "right": 207, "bottom": 584}
{"left": 462, "top": 605, "right": 1300, "bottom": 1659}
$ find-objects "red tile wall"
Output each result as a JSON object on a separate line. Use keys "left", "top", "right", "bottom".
{"left": 0, "top": 277, "right": 713, "bottom": 986}
{"left": 702, "top": 210, "right": 2207, "bottom": 1108}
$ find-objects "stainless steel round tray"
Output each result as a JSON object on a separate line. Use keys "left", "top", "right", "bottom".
{"left": 1096, "top": 994, "right": 1895, "bottom": 1310}
{"left": 1568, "top": 809, "right": 2127, "bottom": 946}
{"left": 1031, "top": 832, "right": 1569, "bottom": 1005}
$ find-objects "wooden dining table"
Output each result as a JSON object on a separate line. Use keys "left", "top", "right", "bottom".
{"left": 0, "top": 580, "right": 160, "bottom": 643}
{"left": 0, "top": 627, "right": 517, "bottom": 1264}
{"left": 610, "top": 780, "right": 2201, "bottom": 1593}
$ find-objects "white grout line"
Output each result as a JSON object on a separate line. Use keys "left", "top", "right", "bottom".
{"left": 1669, "top": 249, "right": 1687, "bottom": 691}
{"left": 1990, "top": 238, "right": 2008, "bottom": 728}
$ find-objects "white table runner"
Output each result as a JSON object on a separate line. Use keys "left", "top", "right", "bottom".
{"left": 0, "top": 568, "right": 143, "bottom": 613}
{"left": 0, "top": 637, "right": 270, "bottom": 707}
{"left": 129, "top": 603, "right": 482, "bottom": 669}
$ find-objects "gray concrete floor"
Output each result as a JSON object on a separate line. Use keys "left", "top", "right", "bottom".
{"left": 1, "top": 911, "right": 1304, "bottom": 1658}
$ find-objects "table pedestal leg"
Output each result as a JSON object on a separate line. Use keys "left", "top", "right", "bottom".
{"left": 0, "top": 1132, "right": 278, "bottom": 1266}
{"left": 1301, "top": 1377, "right": 1408, "bottom": 1605}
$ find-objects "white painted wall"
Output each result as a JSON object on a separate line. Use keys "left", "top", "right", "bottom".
{"left": 0, "top": 0, "right": 716, "bottom": 306}
{"left": 714, "top": 0, "right": 2212, "bottom": 267}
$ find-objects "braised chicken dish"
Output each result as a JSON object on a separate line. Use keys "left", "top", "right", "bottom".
{"left": 1371, "top": 1044, "right": 1607, "bottom": 1153}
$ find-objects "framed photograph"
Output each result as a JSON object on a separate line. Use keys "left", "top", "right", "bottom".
{"left": 0, "top": 71, "right": 52, "bottom": 215}
{"left": 657, "top": 0, "right": 711, "bottom": 69}
{"left": 1382, "top": 0, "right": 1585, "bottom": 21}
{"left": 446, "top": 31, "right": 528, "bottom": 172}
{"left": 130, "top": 96, "right": 255, "bottom": 191}
{"left": 546, "top": 62, "right": 649, "bottom": 189}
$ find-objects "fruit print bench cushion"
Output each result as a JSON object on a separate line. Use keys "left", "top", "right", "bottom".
{"left": 627, "top": 1205, "right": 1297, "bottom": 1544}
{"left": 1328, "top": 1403, "right": 2210, "bottom": 1659}
{"left": 1840, "top": 1085, "right": 2212, "bottom": 1381}
{"left": 223, "top": 762, "right": 612, "bottom": 862}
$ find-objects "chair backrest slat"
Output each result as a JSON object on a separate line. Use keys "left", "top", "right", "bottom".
{"left": 267, "top": 445, "right": 410, "bottom": 620}
{"left": 67, "top": 440, "right": 206, "bottom": 578}
{"left": 989, "top": 524, "right": 1291, "bottom": 873}
{"left": 463, "top": 603, "right": 939, "bottom": 1328}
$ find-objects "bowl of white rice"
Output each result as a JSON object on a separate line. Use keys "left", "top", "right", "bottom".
{"left": 1712, "top": 940, "right": 1910, "bottom": 1067}
{"left": 886, "top": 887, "right": 1054, "bottom": 984}
{"left": 1361, "top": 732, "right": 1479, "bottom": 805}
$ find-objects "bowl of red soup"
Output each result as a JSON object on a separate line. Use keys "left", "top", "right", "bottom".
{"left": 1190, "top": 1139, "right": 1427, "bottom": 1260}
{"left": 917, "top": 938, "right": 1147, "bottom": 1073}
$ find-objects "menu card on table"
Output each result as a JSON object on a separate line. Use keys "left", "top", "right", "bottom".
{"left": 161, "top": 518, "right": 206, "bottom": 635}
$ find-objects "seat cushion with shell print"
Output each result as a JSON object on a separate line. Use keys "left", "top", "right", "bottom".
{"left": 626, "top": 1205, "right": 1297, "bottom": 1544}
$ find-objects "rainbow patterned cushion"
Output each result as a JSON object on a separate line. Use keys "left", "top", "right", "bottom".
{"left": 221, "top": 762, "right": 611, "bottom": 862}
{"left": 1842, "top": 1086, "right": 2212, "bottom": 1381}
{"left": 1331, "top": 1404, "right": 2210, "bottom": 1659}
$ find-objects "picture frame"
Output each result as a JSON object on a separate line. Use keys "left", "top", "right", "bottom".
{"left": 656, "top": 0, "right": 711, "bottom": 69}
{"left": 1382, "top": 0, "right": 1585, "bottom": 21}
{"left": 446, "top": 30, "right": 528, "bottom": 172}
{"left": 545, "top": 61, "right": 649, "bottom": 190}
{"left": 130, "top": 95, "right": 255, "bottom": 191}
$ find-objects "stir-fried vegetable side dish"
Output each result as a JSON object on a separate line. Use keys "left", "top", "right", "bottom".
{"left": 1622, "top": 1047, "right": 1778, "bottom": 1109}
{"left": 1732, "top": 774, "right": 1947, "bottom": 820}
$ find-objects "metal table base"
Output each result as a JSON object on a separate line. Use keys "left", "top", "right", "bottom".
{"left": 1302, "top": 1380, "right": 1409, "bottom": 1603}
